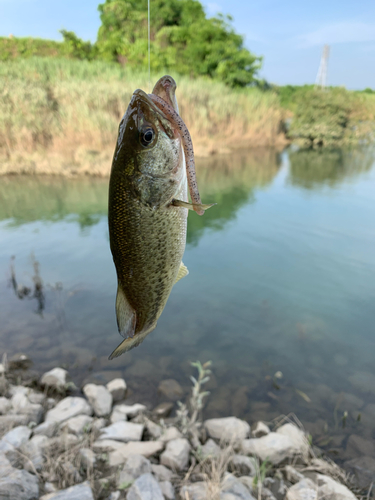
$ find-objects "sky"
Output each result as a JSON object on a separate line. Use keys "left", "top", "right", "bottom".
{"left": 1, "top": 0, "right": 375, "bottom": 89}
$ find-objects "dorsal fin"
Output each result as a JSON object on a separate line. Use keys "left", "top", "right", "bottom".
{"left": 175, "top": 262, "right": 189, "bottom": 284}
{"left": 115, "top": 283, "right": 136, "bottom": 339}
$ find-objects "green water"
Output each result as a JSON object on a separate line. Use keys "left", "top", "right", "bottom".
{"left": 1, "top": 147, "right": 375, "bottom": 465}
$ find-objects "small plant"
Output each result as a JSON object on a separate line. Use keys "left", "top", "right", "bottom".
{"left": 176, "top": 360, "right": 211, "bottom": 445}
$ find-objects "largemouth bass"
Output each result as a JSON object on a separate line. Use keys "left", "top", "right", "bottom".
{"left": 108, "top": 76, "right": 213, "bottom": 359}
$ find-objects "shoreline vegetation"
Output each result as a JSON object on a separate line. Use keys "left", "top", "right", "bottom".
{"left": 0, "top": 354, "right": 369, "bottom": 500}
{"left": 1, "top": 55, "right": 375, "bottom": 176}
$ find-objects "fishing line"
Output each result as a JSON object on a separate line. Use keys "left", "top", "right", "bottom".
{"left": 148, "top": 0, "right": 151, "bottom": 92}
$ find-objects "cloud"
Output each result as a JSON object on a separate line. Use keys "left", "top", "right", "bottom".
{"left": 300, "top": 21, "right": 375, "bottom": 47}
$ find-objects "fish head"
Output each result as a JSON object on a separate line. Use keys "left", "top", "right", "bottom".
{"left": 112, "top": 88, "right": 185, "bottom": 208}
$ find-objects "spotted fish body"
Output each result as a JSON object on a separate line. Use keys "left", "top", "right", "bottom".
{"left": 108, "top": 79, "right": 189, "bottom": 358}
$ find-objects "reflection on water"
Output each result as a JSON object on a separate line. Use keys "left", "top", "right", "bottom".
{"left": 1, "top": 147, "right": 375, "bottom": 468}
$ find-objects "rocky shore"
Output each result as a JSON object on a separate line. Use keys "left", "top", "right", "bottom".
{"left": 0, "top": 354, "right": 370, "bottom": 500}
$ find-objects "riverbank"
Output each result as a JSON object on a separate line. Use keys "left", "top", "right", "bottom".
{"left": 0, "top": 353, "right": 372, "bottom": 500}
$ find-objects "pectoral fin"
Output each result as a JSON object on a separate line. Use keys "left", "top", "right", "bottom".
{"left": 109, "top": 322, "right": 157, "bottom": 359}
{"left": 115, "top": 283, "right": 136, "bottom": 339}
{"left": 172, "top": 199, "right": 216, "bottom": 212}
{"left": 175, "top": 262, "right": 189, "bottom": 284}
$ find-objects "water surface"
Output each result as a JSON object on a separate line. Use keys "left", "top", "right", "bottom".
{"left": 1, "top": 147, "right": 375, "bottom": 465}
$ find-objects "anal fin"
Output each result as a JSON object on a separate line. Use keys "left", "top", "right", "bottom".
{"left": 116, "top": 283, "right": 136, "bottom": 339}
{"left": 175, "top": 262, "right": 189, "bottom": 284}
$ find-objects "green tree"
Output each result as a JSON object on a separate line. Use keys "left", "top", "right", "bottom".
{"left": 96, "top": 0, "right": 261, "bottom": 87}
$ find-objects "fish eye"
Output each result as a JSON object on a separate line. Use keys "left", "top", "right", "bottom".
{"left": 140, "top": 127, "right": 155, "bottom": 147}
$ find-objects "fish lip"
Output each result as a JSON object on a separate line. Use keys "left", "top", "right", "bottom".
{"left": 133, "top": 89, "right": 168, "bottom": 120}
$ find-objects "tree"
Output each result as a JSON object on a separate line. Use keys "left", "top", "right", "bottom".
{"left": 96, "top": 0, "right": 261, "bottom": 87}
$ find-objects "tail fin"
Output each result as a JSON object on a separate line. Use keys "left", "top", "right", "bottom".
{"left": 109, "top": 322, "right": 157, "bottom": 360}
{"left": 115, "top": 283, "right": 136, "bottom": 339}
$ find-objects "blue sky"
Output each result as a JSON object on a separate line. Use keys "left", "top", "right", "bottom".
{"left": 1, "top": 0, "right": 375, "bottom": 89}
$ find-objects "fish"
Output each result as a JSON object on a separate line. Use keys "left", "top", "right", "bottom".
{"left": 108, "top": 75, "right": 214, "bottom": 359}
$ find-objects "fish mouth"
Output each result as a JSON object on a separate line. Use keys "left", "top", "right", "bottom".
{"left": 133, "top": 89, "right": 168, "bottom": 121}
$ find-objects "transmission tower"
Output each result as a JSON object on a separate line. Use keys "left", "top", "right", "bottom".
{"left": 315, "top": 45, "right": 330, "bottom": 89}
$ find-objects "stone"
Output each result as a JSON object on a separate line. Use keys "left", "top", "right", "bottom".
{"left": 82, "top": 370, "right": 123, "bottom": 387}
{"left": 41, "top": 368, "right": 68, "bottom": 389}
{"left": 145, "top": 419, "right": 162, "bottom": 439}
{"left": 127, "top": 473, "right": 164, "bottom": 500}
{"left": 344, "top": 456, "right": 375, "bottom": 489}
{"left": 263, "top": 477, "right": 287, "bottom": 500}
{"left": 92, "top": 418, "right": 107, "bottom": 430}
{"left": 158, "top": 379, "right": 183, "bottom": 400}
{"left": 39, "top": 481, "right": 94, "bottom": 500}
{"left": 83, "top": 383, "right": 112, "bottom": 417}
{"left": 0, "top": 425, "right": 32, "bottom": 452}
{"left": 79, "top": 448, "right": 96, "bottom": 469}
{"left": 45, "top": 397, "right": 92, "bottom": 423}
{"left": 0, "top": 414, "right": 29, "bottom": 427}
{"left": 9, "top": 353, "right": 32, "bottom": 370}
{"left": 228, "top": 454, "right": 256, "bottom": 476}
{"left": 44, "top": 483, "right": 57, "bottom": 493}
{"left": 112, "top": 403, "right": 147, "bottom": 420}
{"left": 160, "top": 426, "right": 182, "bottom": 442}
{"left": 160, "top": 438, "right": 190, "bottom": 471}
{"left": 221, "top": 473, "right": 256, "bottom": 500}
{"left": 159, "top": 480, "right": 175, "bottom": 500}
{"left": 205, "top": 417, "right": 250, "bottom": 441}
{"left": 346, "top": 434, "right": 375, "bottom": 457}
{"left": 110, "top": 406, "right": 128, "bottom": 423}
{"left": 117, "top": 454, "right": 152, "bottom": 486}
{"left": 348, "top": 371, "right": 375, "bottom": 395}
{"left": 28, "top": 391, "right": 45, "bottom": 405}
{"left": 0, "top": 396, "right": 11, "bottom": 414}
{"left": 153, "top": 402, "right": 174, "bottom": 418}
{"left": 0, "top": 453, "right": 39, "bottom": 499}
{"left": 33, "top": 421, "right": 57, "bottom": 438}
{"left": 286, "top": 479, "right": 317, "bottom": 500}
{"left": 93, "top": 439, "right": 125, "bottom": 452}
{"left": 242, "top": 424, "right": 308, "bottom": 465}
{"left": 106, "top": 378, "right": 127, "bottom": 402}
{"left": 315, "top": 474, "right": 356, "bottom": 500}
{"left": 99, "top": 421, "right": 144, "bottom": 442}
{"left": 251, "top": 421, "right": 270, "bottom": 438}
{"left": 200, "top": 438, "right": 221, "bottom": 458}
{"left": 61, "top": 415, "right": 93, "bottom": 435}
{"left": 284, "top": 465, "right": 305, "bottom": 484}
{"left": 180, "top": 482, "right": 206, "bottom": 500}
{"left": 106, "top": 493, "right": 121, "bottom": 500}
{"left": 151, "top": 463, "right": 173, "bottom": 482}
{"left": 109, "top": 441, "right": 164, "bottom": 467}
{"left": 20, "top": 435, "right": 49, "bottom": 471}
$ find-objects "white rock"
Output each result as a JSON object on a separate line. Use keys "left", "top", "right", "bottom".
{"left": 106, "top": 378, "right": 127, "bottom": 402}
{"left": 251, "top": 421, "right": 270, "bottom": 438}
{"left": 93, "top": 439, "right": 125, "bottom": 452}
{"left": 33, "top": 421, "right": 57, "bottom": 438}
{"left": 284, "top": 465, "right": 305, "bottom": 483}
{"left": 286, "top": 478, "right": 317, "bottom": 500}
{"left": 204, "top": 417, "right": 250, "bottom": 441}
{"left": 316, "top": 474, "right": 357, "bottom": 500}
{"left": 28, "top": 391, "right": 45, "bottom": 405}
{"left": 151, "top": 463, "right": 173, "bottom": 481}
{"left": 117, "top": 454, "right": 152, "bottom": 486}
{"left": 222, "top": 473, "right": 256, "bottom": 500}
{"left": 45, "top": 397, "right": 92, "bottom": 423}
{"left": 0, "top": 453, "right": 39, "bottom": 499}
{"left": 145, "top": 419, "right": 162, "bottom": 438}
{"left": 160, "top": 438, "right": 190, "bottom": 471}
{"left": 41, "top": 368, "right": 68, "bottom": 389}
{"left": 11, "top": 391, "right": 29, "bottom": 411}
{"left": 159, "top": 480, "right": 175, "bottom": 500}
{"left": 61, "top": 415, "right": 93, "bottom": 435}
{"left": 0, "top": 396, "right": 12, "bottom": 414}
{"left": 200, "top": 438, "right": 220, "bottom": 458}
{"left": 0, "top": 425, "right": 31, "bottom": 452}
{"left": 92, "top": 417, "right": 107, "bottom": 430}
{"left": 160, "top": 426, "right": 182, "bottom": 442}
{"left": 112, "top": 403, "right": 147, "bottom": 419}
{"left": 21, "top": 435, "right": 49, "bottom": 471}
{"left": 106, "top": 493, "right": 121, "bottom": 500}
{"left": 79, "top": 448, "right": 96, "bottom": 469}
{"left": 39, "top": 481, "right": 94, "bottom": 500}
{"left": 229, "top": 454, "right": 256, "bottom": 476}
{"left": 44, "top": 482, "right": 57, "bottom": 494}
{"left": 109, "top": 441, "right": 164, "bottom": 467}
{"left": 83, "top": 384, "right": 113, "bottom": 417}
{"left": 110, "top": 406, "right": 128, "bottom": 423}
{"left": 180, "top": 482, "right": 206, "bottom": 500}
{"left": 9, "top": 385, "right": 30, "bottom": 397}
{"left": 242, "top": 424, "right": 308, "bottom": 465}
{"left": 99, "top": 421, "right": 144, "bottom": 442}
{"left": 127, "top": 473, "right": 164, "bottom": 500}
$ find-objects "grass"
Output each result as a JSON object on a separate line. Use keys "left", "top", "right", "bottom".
{"left": 0, "top": 57, "right": 286, "bottom": 175}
